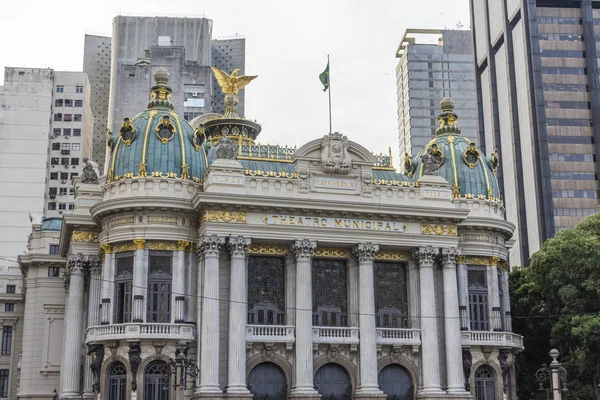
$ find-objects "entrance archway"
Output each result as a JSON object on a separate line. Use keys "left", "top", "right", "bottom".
{"left": 248, "top": 362, "right": 287, "bottom": 399}
{"left": 314, "top": 363, "right": 352, "bottom": 399}
{"left": 378, "top": 364, "right": 413, "bottom": 399}
{"left": 474, "top": 365, "right": 497, "bottom": 400}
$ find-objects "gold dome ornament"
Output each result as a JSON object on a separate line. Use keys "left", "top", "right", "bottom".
{"left": 211, "top": 67, "right": 258, "bottom": 118}
{"left": 119, "top": 117, "right": 136, "bottom": 146}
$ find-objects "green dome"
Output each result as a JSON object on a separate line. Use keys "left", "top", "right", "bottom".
{"left": 405, "top": 98, "right": 501, "bottom": 203}
{"left": 106, "top": 68, "right": 208, "bottom": 183}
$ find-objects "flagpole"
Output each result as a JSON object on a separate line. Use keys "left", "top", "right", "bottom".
{"left": 328, "top": 54, "right": 332, "bottom": 133}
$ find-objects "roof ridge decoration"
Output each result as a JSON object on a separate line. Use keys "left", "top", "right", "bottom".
{"left": 436, "top": 97, "right": 461, "bottom": 136}
{"left": 147, "top": 68, "right": 174, "bottom": 110}
{"left": 321, "top": 132, "right": 351, "bottom": 174}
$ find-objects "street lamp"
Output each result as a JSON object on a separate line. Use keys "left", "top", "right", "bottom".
{"left": 535, "top": 349, "right": 567, "bottom": 400}
{"left": 161, "top": 342, "right": 200, "bottom": 400}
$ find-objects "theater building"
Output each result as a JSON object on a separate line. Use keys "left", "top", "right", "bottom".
{"left": 18, "top": 68, "right": 522, "bottom": 400}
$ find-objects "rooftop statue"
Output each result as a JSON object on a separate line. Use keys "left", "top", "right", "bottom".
{"left": 211, "top": 67, "right": 258, "bottom": 95}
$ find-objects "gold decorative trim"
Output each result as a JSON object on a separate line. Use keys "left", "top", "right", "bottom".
{"left": 490, "top": 256, "right": 501, "bottom": 267}
{"left": 374, "top": 251, "right": 411, "bottom": 262}
{"left": 201, "top": 210, "right": 247, "bottom": 224}
{"left": 457, "top": 255, "right": 508, "bottom": 267}
{"left": 238, "top": 156, "right": 294, "bottom": 164}
{"left": 463, "top": 143, "right": 480, "bottom": 169}
{"left": 421, "top": 224, "right": 457, "bottom": 236}
{"left": 155, "top": 114, "right": 176, "bottom": 144}
{"left": 311, "top": 248, "right": 351, "bottom": 259}
{"left": 244, "top": 169, "right": 297, "bottom": 178}
{"left": 71, "top": 231, "right": 98, "bottom": 243}
{"left": 113, "top": 243, "right": 137, "bottom": 253}
{"left": 146, "top": 242, "right": 177, "bottom": 251}
{"left": 100, "top": 243, "right": 113, "bottom": 254}
{"left": 133, "top": 239, "right": 146, "bottom": 250}
{"left": 372, "top": 179, "right": 419, "bottom": 187}
{"left": 119, "top": 117, "right": 136, "bottom": 146}
{"left": 177, "top": 241, "right": 192, "bottom": 251}
{"left": 247, "top": 244, "right": 289, "bottom": 256}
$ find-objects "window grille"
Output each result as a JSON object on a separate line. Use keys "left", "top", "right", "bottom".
{"left": 475, "top": 366, "right": 497, "bottom": 400}
{"left": 144, "top": 361, "right": 170, "bottom": 400}
{"left": 312, "top": 259, "right": 348, "bottom": 326}
{"left": 1, "top": 327, "right": 11, "bottom": 355}
{"left": 247, "top": 256, "right": 286, "bottom": 325}
{"left": 107, "top": 362, "right": 127, "bottom": 400}
{"left": 468, "top": 269, "right": 489, "bottom": 331}
{"left": 147, "top": 251, "right": 172, "bottom": 323}
{"left": 114, "top": 252, "right": 133, "bottom": 323}
{"left": 374, "top": 262, "right": 409, "bottom": 328}
{"left": 0, "top": 370, "right": 8, "bottom": 398}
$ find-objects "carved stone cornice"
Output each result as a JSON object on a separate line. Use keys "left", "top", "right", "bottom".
{"left": 291, "top": 239, "right": 317, "bottom": 260}
{"left": 199, "top": 234, "right": 226, "bottom": 256}
{"left": 441, "top": 248, "right": 459, "bottom": 267}
{"left": 228, "top": 236, "right": 251, "bottom": 257}
{"left": 353, "top": 242, "right": 379, "bottom": 263}
{"left": 412, "top": 245, "right": 437, "bottom": 267}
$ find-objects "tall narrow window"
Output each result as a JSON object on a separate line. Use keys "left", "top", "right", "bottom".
{"left": 114, "top": 252, "right": 134, "bottom": 323}
{"left": 468, "top": 269, "right": 489, "bottom": 331}
{"left": 0, "top": 370, "right": 8, "bottom": 397}
{"left": 247, "top": 256, "right": 286, "bottom": 325}
{"left": 147, "top": 251, "right": 172, "bottom": 323}
{"left": 1, "top": 326, "right": 12, "bottom": 355}
{"left": 475, "top": 366, "right": 497, "bottom": 400}
{"left": 374, "top": 262, "right": 409, "bottom": 328}
{"left": 144, "top": 361, "right": 170, "bottom": 400}
{"left": 107, "top": 362, "right": 127, "bottom": 400}
{"left": 312, "top": 259, "right": 348, "bottom": 327}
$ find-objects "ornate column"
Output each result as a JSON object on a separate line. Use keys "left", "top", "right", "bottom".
{"left": 489, "top": 257, "right": 502, "bottom": 331}
{"left": 196, "top": 234, "right": 226, "bottom": 395}
{"left": 290, "top": 239, "right": 320, "bottom": 399}
{"left": 226, "top": 236, "right": 252, "bottom": 395}
{"left": 413, "top": 246, "right": 443, "bottom": 394}
{"left": 354, "top": 243, "right": 385, "bottom": 399}
{"left": 195, "top": 250, "right": 204, "bottom": 378}
{"left": 441, "top": 248, "right": 470, "bottom": 394}
{"left": 172, "top": 241, "right": 189, "bottom": 323}
{"left": 60, "top": 254, "right": 87, "bottom": 398}
{"left": 501, "top": 270, "right": 512, "bottom": 331}
{"left": 132, "top": 239, "right": 146, "bottom": 322}
{"left": 457, "top": 257, "right": 470, "bottom": 330}
{"left": 83, "top": 256, "right": 102, "bottom": 398}
{"left": 100, "top": 244, "right": 113, "bottom": 324}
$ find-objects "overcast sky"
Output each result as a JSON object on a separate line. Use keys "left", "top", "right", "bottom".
{"left": 0, "top": 0, "right": 470, "bottom": 165}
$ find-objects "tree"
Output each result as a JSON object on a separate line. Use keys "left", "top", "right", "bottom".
{"left": 510, "top": 212, "right": 600, "bottom": 399}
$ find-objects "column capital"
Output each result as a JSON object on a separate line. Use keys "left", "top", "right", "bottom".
{"left": 200, "top": 234, "right": 226, "bottom": 256}
{"left": 412, "top": 245, "right": 438, "bottom": 266}
{"left": 88, "top": 255, "right": 102, "bottom": 274}
{"left": 291, "top": 239, "right": 317, "bottom": 260}
{"left": 100, "top": 243, "right": 112, "bottom": 254}
{"left": 441, "top": 248, "right": 459, "bottom": 267}
{"left": 353, "top": 242, "right": 379, "bottom": 263}
{"left": 67, "top": 254, "right": 87, "bottom": 274}
{"left": 133, "top": 238, "right": 146, "bottom": 250}
{"left": 228, "top": 236, "right": 251, "bottom": 257}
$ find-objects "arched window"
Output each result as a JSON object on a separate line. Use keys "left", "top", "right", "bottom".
{"left": 314, "top": 363, "right": 352, "bottom": 399}
{"left": 107, "top": 362, "right": 127, "bottom": 400}
{"left": 475, "top": 365, "right": 497, "bottom": 400}
{"left": 114, "top": 252, "right": 134, "bottom": 323}
{"left": 378, "top": 364, "right": 413, "bottom": 399}
{"left": 248, "top": 362, "right": 287, "bottom": 399}
{"left": 147, "top": 251, "right": 173, "bottom": 322}
{"left": 144, "top": 361, "right": 170, "bottom": 400}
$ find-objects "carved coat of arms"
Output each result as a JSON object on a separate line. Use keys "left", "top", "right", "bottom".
{"left": 321, "top": 133, "right": 351, "bottom": 174}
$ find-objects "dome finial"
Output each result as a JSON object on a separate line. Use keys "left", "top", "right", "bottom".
{"left": 440, "top": 97, "right": 454, "bottom": 113}
{"left": 147, "top": 68, "right": 174, "bottom": 110}
{"left": 154, "top": 68, "right": 170, "bottom": 85}
{"left": 436, "top": 97, "right": 461, "bottom": 136}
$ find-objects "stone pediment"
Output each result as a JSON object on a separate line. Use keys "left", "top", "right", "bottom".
{"left": 294, "top": 132, "right": 377, "bottom": 169}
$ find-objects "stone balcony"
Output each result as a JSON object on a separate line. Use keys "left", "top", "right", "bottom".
{"left": 312, "top": 326, "right": 360, "bottom": 352}
{"left": 376, "top": 328, "right": 421, "bottom": 353}
{"left": 245, "top": 324, "right": 295, "bottom": 351}
{"left": 461, "top": 331, "right": 524, "bottom": 350}
{"left": 86, "top": 323, "right": 196, "bottom": 343}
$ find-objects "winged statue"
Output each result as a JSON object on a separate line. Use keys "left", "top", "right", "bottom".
{"left": 211, "top": 67, "right": 258, "bottom": 95}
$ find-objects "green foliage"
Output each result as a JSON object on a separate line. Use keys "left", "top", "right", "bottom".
{"left": 510, "top": 212, "right": 600, "bottom": 399}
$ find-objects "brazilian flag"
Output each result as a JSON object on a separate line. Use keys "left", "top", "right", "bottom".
{"left": 319, "top": 62, "right": 330, "bottom": 92}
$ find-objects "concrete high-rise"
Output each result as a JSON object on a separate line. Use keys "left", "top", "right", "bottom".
{"left": 211, "top": 37, "right": 246, "bottom": 116}
{"left": 470, "top": 0, "right": 600, "bottom": 265}
{"left": 395, "top": 29, "right": 478, "bottom": 157}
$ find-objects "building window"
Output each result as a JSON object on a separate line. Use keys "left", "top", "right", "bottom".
{"left": 49, "top": 245, "right": 59, "bottom": 255}
{"left": 375, "top": 262, "right": 409, "bottom": 328}
{"left": 58, "top": 203, "right": 66, "bottom": 210}
{"left": 54, "top": 113, "right": 62, "bottom": 121}
{"left": 107, "top": 362, "right": 127, "bottom": 400}
{"left": 1, "top": 326, "right": 12, "bottom": 355}
{"left": 74, "top": 100, "right": 83, "bottom": 107}
{"left": 50, "top": 173, "right": 58, "bottom": 180}
{"left": 76, "top": 86, "right": 84, "bottom": 93}
{"left": 48, "top": 203, "right": 56, "bottom": 210}
{"left": 61, "top": 158, "right": 69, "bottom": 166}
{"left": 6, "top": 285, "right": 15, "bottom": 294}
{"left": 68, "top": 204, "right": 75, "bottom": 210}
{"left": 74, "top": 114, "right": 82, "bottom": 122}
{"left": 48, "top": 267, "right": 60, "bottom": 277}
{"left": 312, "top": 259, "right": 348, "bottom": 327}
{"left": 72, "top": 143, "right": 81, "bottom": 151}
{"left": 147, "top": 251, "right": 172, "bottom": 323}
{"left": 63, "top": 114, "right": 72, "bottom": 121}
{"left": 143, "top": 361, "right": 170, "bottom": 400}
{"left": 51, "top": 158, "right": 59, "bottom": 165}
{"left": 60, "top": 172, "right": 69, "bottom": 180}
{"left": 73, "top": 129, "right": 81, "bottom": 136}
{"left": 63, "top": 128, "right": 71, "bottom": 136}
{"left": 53, "top": 128, "right": 61, "bottom": 136}
{"left": 56, "top": 85, "right": 64, "bottom": 92}
{"left": 64, "top": 99, "right": 73, "bottom": 107}
{"left": 4, "top": 304, "right": 14, "bottom": 312}
{"left": 0, "top": 370, "right": 8, "bottom": 398}
{"left": 474, "top": 366, "right": 497, "bottom": 400}
{"left": 247, "top": 256, "right": 285, "bottom": 325}
{"left": 71, "top": 158, "right": 79, "bottom": 166}
{"left": 114, "top": 252, "right": 134, "bottom": 323}
{"left": 51, "top": 143, "right": 60, "bottom": 151}
{"left": 468, "top": 269, "right": 489, "bottom": 331}
{"left": 59, "top": 188, "right": 67, "bottom": 195}
{"left": 71, "top": 173, "right": 78, "bottom": 179}
{"left": 62, "top": 143, "right": 70, "bottom": 151}
{"left": 49, "top": 187, "right": 57, "bottom": 196}
{"left": 55, "top": 99, "right": 63, "bottom": 107}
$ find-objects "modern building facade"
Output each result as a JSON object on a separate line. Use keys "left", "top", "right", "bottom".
{"left": 396, "top": 29, "right": 478, "bottom": 157}
{"left": 211, "top": 38, "right": 246, "bottom": 117}
{"left": 17, "top": 68, "right": 522, "bottom": 400}
{"left": 470, "top": 0, "right": 600, "bottom": 265}
{"left": 45, "top": 72, "right": 94, "bottom": 218}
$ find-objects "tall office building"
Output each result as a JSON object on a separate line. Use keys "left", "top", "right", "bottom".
{"left": 211, "top": 37, "right": 246, "bottom": 116}
{"left": 470, "top": 0, "right": 600, "bottom": 266}
{"left": 395, "top": 29, "right": 478, "bottom": 157}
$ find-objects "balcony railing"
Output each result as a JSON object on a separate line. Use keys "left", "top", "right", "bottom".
{"left": 246, "top": 325, "right": 295, "bottom": 351}
{"left": 312, "top": 326, "right": 359, "bottom": 351}
{"left": 376, "top": 328, "right": 421, "bottom": 347}
{"left": 86, "top": 323, "right": 196, "bottom": 343}
{"left": 461, "top": 331, "right": 524, "bottom": 349}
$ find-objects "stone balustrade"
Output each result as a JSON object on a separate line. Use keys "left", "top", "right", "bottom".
{"left": 461, "top": 331, "right": 524, "bottom": 349}
{"left": 86, "top": 322, "right": 196, "bottom": 343}
{"left": 312, "top": 326, "right": 360, "bottom": 352}
{"left": 245, "top": 325, "right": 295, "bottom": 351}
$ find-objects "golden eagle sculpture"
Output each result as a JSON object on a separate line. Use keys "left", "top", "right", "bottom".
{"left": 211, "top": 67, "right": 258, "bottom": 95}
